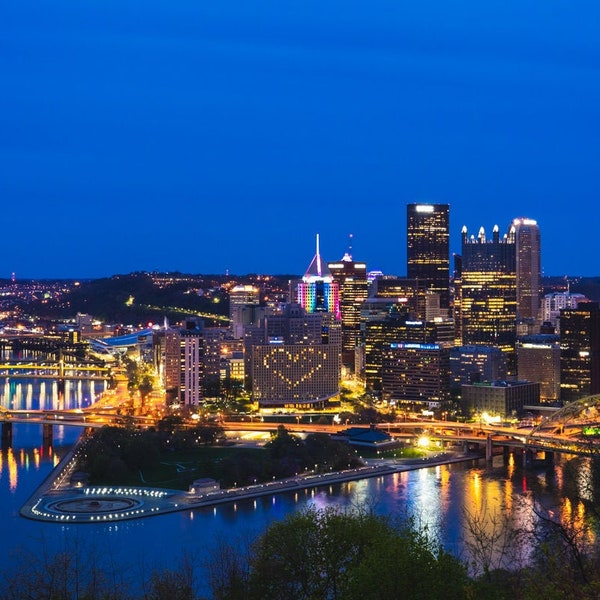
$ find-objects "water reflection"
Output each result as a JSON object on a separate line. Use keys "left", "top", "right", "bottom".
{"left": 0, "top": 378, "right": 107, "bottom": 411}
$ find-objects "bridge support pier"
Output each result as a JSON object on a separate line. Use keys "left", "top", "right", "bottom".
{"left": 485, "top": 434, "right": 493, "bottom": 461}
{"left": 1, "top": 422, "right": 13, "bottom": 448}
{"left": 511, "top": 449, "right": 526, "bottom": 467}
{"left": 543, "top": 451, "right": 555, "bottom": 466}
{"left": 42, "top": 424, "right": 53, "bottom": 446}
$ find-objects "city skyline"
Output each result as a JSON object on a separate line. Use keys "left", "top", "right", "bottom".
{"left": 2, "top": 1, "right": 599, "bottom": 279}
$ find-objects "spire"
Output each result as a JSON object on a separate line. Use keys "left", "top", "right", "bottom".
{"left": 316, "top": 233, "right": 321, "bottom": 276}
{"left": 304, "top": 234, "right": 331, "bottom": 281}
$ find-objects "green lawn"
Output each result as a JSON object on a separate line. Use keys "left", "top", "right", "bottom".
{"left": 132, "top": 446, "right": 268, "bottom": 490}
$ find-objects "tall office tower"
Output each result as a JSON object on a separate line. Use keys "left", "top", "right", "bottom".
{"left": 328, "top": 245, "right": 369, "bottom": 368}
{"left": 407, "top": 203, "right": 450, "bottom": 309}
{"left": 250, "top": 304, "right": 342, "bottom": 408}
{"left": 381, "top": 343, "right": 451, "bottom": 410}
{"left": 541, "top": 292, "right": 588, "bottom": 333}
{"left": 560, "top": 301, "right": 600, "bottom": 402}
{"left": 516, "top": 334, "right": 561, "bottom": 402}
{"left": 460, "top": 223, "right": 517, "bottom": 369}
{"left": 295, "top": 234, "right": 340, "bottom": 317}
{"left": 512, "top": 218, "right": 541, "bottom": 320}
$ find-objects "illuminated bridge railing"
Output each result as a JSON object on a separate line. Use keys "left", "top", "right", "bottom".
{"left": 0, "top": 363, "right": 110, "bottom": 380}
{"left": 525, "top": 433, "right": 600, "bottom": 456}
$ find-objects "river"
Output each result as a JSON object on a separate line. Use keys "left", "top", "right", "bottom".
{"left": 1, "top": 421, "right": 595, "bottom": 597}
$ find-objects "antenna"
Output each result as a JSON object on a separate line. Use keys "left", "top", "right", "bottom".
{"left": 316, "top": 233, "right": 322, "bottom": 276}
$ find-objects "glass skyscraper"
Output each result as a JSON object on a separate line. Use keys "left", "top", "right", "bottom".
{"left": 513, "top": 217, "right": 541, "bottom": 320}
{"left": 406, "top": 203, "right": 450, "bottom": 309}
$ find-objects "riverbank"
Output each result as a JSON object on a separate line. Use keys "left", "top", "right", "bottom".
{"left": 20, "top": 446, "right": 480, "bottom": 523}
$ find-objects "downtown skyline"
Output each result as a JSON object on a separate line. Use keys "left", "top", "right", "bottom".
{"left": 2, "top": 1, "right": 599, "bottom": 279}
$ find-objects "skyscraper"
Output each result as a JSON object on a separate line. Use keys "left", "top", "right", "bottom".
{"left": 328, "top": 243, "right": 369, "bottom": 368}
{"left": 459, "top": 223, "right": 517, "bottom": 368}
{"left": 406, "top": 203, "right": 450, "bottom": 309}
{"left": 513, "top": 217, "right": 541, "bottom": 320}
{"left": 560, "top": 301, "right": 600, "bottom": 402}
{"left": 295, "top": 234, "right": 340, "bottom": 316}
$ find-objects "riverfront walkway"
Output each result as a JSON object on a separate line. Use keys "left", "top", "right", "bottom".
{"left": 20, "top": 450, "right": 478, "bottom": 524}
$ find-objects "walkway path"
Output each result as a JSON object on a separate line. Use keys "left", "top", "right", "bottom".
{"left": 20, "top": 448, "right": 479, "bottom": 524}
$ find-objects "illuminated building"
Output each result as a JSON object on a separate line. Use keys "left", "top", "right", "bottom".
{"left": 372, "top": 276, "right": 436, "bottom": 319}
{"left": 294, "top": 234, "right": 340, "bottom": 316}
{"left": 541, "top": 292, "right": 588, "bottom": 334}
{"left": 202, "top": 327, "right": 229, "bottom": 397}
{"left": 164, "top": 321, "right": 205, "bottom": 407}
{"left": 381, "top": 343, "right": 451, "bottom": 409}
{"left": 516, "top": 335, "right": 561, "bottom": 402}
{"left": 229, "top": 285, "right": 262, "bottom": 339}
{"left": 513, "top": 217, "right": 541, "bottom": 320}
{"left": 461, "top": 380, "right": 540, "bottom": 418}
{"left": 328, "top": 245, "right": 369, "bottom": 368}
{"left": 220, "top": 341, "right": 245, "bottom": 384}
{"left": 250, "top": 304, "right": 342, "bottom": 408}
{"left": 361, "top": 298, "right": 411, "bottom": 392}
{"left": 458, "top": 223, "right": 517, "bottom": 368}
{"left": 407, "top": 203, "right": 450, "bottom": 309}
{"left": 560, "top": 301, "right": 600, "bottom": 402}
{"left": 162, "top": 320, "right": 230, "bottom": 405}
{"left": 360, "top": 298, "right": 453, "bottom": 393}
{"left": 450, "top": 345, "right": 507, "bottom": 387}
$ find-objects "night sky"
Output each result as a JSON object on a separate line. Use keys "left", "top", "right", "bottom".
{"left": 2, "top": 1, "right": 599, "bottom": 279}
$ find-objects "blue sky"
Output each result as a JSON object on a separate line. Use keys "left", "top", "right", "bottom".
{"left": 2, "top": 1, "right": 599, "bottom": 278}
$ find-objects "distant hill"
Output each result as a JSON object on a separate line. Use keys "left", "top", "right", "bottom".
{"left": 30, "top": 272, "right": 230, "bottom": 325}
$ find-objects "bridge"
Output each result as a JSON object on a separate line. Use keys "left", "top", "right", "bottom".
{"left": 0, "top": 407, "right": 155, "bottom": 446}
{"left": 3, "top": 396, "right": 600, "bottom": 462}
{"left": 0, "top": 360, "right": 111, "bottom": 380}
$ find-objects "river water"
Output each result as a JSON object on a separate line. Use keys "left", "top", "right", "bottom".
{"left": 1, "top": 421, "right": 595, "bottom": 597}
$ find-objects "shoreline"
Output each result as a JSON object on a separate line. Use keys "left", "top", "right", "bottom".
{"left": 20, "top": 446, "right": 481, "bottom": 523}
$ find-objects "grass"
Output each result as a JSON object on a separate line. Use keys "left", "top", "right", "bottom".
{"left": 126, "top": 446, "right": 268, "bottom": 490}
{"left": 359, "top": 447, "right": 427, "bottom": 460}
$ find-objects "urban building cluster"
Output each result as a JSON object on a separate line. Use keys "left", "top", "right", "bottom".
{"left": 69, "top": 205, "right": 600, "bottom": 420}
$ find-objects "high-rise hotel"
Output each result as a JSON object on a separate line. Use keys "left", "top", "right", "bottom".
{"left": 406, "top": 203, "right": 450, "bottom": 309}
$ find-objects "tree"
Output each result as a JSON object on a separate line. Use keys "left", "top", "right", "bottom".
{"left": 206, "top": 507, "right": 471, "bottom": 600}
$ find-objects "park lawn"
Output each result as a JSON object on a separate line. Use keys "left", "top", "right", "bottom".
{"left": 134, "top": 446, "right": 268, "bottom": 490}
{"left": 359, "top": 447, "right": 426, "bottom": 460}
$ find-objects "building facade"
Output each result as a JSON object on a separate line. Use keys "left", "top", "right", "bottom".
{"left": 458, "top": 223, "right": 517, "bottom": 368}
{"left": 516, "top": 335, "right": 561, "bottom": 402}
{"left": 449, "top": 345, "right": 508, "bottom": 388}
{"left": 294, "top": 234, "right": 340, "bottom": 316}
{"left": 462, "top": 380, "right": 540, "bottom": 418}
{"left": 560, "top": 302, "right": 600, "bottom": 402}
{"left": 250, "top": 305, "right": 342, "bottom": 408}
{"left": 328, "top": 252, "right": 369, "bottom": 368}
{"left": 406, "top": 203, "right": 450, "bottom": 309}
{"left": 513, "top": 217, "right": 541, "bottom": 321}
{"left": 381, "top": 343, "right": 451, "bottom": 408}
